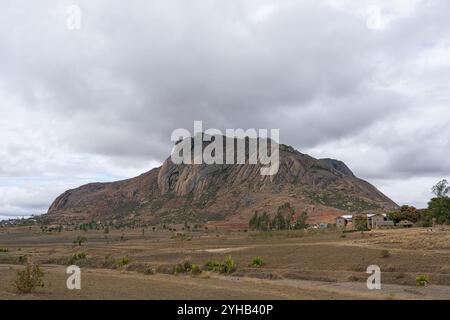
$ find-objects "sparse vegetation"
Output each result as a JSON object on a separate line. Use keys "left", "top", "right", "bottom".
{"left": 416, "top": 275, "right": 428, "bottom": 286}
{"left": 250, "top": 257, "right": 264, "bottom": 268}
{"left": 205, "top": 260, "right": 223, "bottom": 272}
{"left": 222, "top": 256, "right": 236, "bottom": 274}
{"left": 171, "top": 260, "right": 202, "bottom": 275}
{"left": 116, "top": 256, "right": 131, "bottom": 268}
{"left": 205, "top": 256, "right": 236, "bottom": 274}
{"left": 14, "top": 264, "right": 44, "bottom": 294}
{"left": 68, "top": 251, "right": 87, "bottom": 264}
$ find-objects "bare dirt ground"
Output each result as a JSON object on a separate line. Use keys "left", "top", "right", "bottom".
{"left": 1, "top": 226, "right": 450, "bottom": 299}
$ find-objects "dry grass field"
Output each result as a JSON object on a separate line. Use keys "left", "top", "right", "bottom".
{"left": 1, "top": 226, "right": 450, "bottom": 299}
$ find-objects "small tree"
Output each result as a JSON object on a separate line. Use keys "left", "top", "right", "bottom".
{"left": 14, "top": 264, "right": 44, "bottom": 294}
{"left": 271, "top": 211, "right": 287, "bottom": 230}
{"left": 353, "top": 214, "right": 368, "bottom": 231}
{"left": 294, "top": 211, "right": 308, "bottom": 229}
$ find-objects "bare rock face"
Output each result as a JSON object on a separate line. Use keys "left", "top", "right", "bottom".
{"left": 45, "top": 138, "right": 398, "bottom": 227}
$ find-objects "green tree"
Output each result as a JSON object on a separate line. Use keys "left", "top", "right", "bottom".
{"left": 353, "top": 214, "right": 368, "bottom": 231}
{"left": 387, "top": 205, "right": 422, "bottom": 223}
{"left": 271, "top": 212, "right": 287, "bottom": 230}
{"left": 428, "top": 197, "right": 450, "bottom": 224}
{"left": 432, "top": 179, "right": 450, "bottom": 198}
{"left": 294, "top": 211, "right": 308, "bottom": 229}
{"left": 249, "top": 211, "right": 258, "bottom": 230}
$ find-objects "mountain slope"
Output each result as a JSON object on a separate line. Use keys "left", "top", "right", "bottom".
{"left": 46, "top": 140, "right": 398, "bottom": 227}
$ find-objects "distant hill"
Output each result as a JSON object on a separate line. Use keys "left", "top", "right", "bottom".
{"left": 46, "top": 136, "right": 398, "bottom": 228}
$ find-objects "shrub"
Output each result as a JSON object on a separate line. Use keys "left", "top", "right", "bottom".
{"left": 205, "top": 260, "right": 223, "bottom": 272}
{"left": 205, "top": 257, "right": 236, "bottom": 274}
{"left": 0, "top": 248, "right": 8, "bottom": 253}
{"left": 172, "top": 263, "right": 185, "bottom": 275}
{"left": 116, "top": 256, "right": 131, "bottom": 268}
{"left": 183, "top": 260, "right": 193, "bottom": 272}
{"left": 380, "top": 250, "right": 391, "bottom": 258}
{"left": 221, "top": 256, "right": 236, "bottom": 274}
{"left": 143, "top": 266, "right": 155, "bottom": 275}
{"left": 68, "top": 251, "right": 87, "bottom": 264}
{"left": 416, "top": 275, "right": 428, "bottom": 286}
{"left": 172, "top": 260, "right": 200, "bottom": 275}
{"left": 14, "top": 264, "right": 44, "bottom": 294}
{"left": 250, "top": 257, "right": 265, "bottom": 268}
{"left": 190, "top": 264, "right": 202, "bottom": 275}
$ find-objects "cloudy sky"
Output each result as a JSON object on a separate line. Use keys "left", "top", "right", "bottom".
{"left": 1, "top": 0, "right": 449, "bottom": 219}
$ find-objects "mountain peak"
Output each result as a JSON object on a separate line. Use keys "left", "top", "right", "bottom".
{"left": 46, "top": 142, "right": 397, "bottom": 228}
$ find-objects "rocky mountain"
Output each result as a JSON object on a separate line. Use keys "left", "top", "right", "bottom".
{"left": 46, "top": 136, "right": 398, "bottom": 228}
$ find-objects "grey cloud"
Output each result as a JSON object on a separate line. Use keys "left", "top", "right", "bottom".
{"left": 1, "top": 0, "right": 450, "bottom": 215}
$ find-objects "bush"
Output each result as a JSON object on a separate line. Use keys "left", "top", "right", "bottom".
{"left": 172, "top": 263, "right": 185, "bottom": 275}
{"left": 143, "top": 266, "right": 155, "bottom": 275}
{"left": 68, "top": 252, "right": 87, "bottom": 264}
{"left": 416, "top": 275, "right": 428, "bottom": 286}
{"left": 183, "top": 260, "right": 193, "bottom": 272}
{"left": 172, "top": 260, "right": 201, "bottom": 275}
{"left": 116, "top": 256, "right": 131, "bottom": 268}
{"left": 221, "top": 256, "right": 236, "bottom": 274}
{"left": 380, "top": 250, "right": 391, "bottom": 258}
{"left": 14, "top": 264, "right": 44, "bottom": 294}
{"left": 0, "top": 248, "right": 8, "bottom": 253}
{"left": 205, "top": 257, "right": 236, "bottom": 274}
{"left": 205, "top": 260, "right": 223, "bottom": 272}
{"left": 190, "top": 264, "right": 202, "bottom": 275}
{"left": 250, "top": 257, "right": 265, "bottom": 268}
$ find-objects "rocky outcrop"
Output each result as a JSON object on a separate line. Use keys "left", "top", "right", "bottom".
{"left": 46, "top": 137, "right": 398, "bottom": 227}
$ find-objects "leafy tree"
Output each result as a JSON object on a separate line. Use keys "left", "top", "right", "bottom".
{"left": 353, "top": 214, "right": 368, "bottom": 231}
{"left": 249, "top": 211, "right": 258, "bottom": 230}
{"left": 387, "top": 205, "right": 421, "bottom": 223}
{"left": 432, "top": 179, "right": 450, "bottom": 198}
{"left": 428, "top": 197, "right": 450, "bottom": 224}
{"left": 259, "top": 212, "right": 270, "bottom": 231}
{"left": 294, "top": 211, "right": 309, "bottom": 229}
{"left": 271, "top": 211, "right": 287, "bottom": 230}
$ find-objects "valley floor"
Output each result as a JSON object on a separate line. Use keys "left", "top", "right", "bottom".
{"left": 1, "top": 226, "right": 450, "bottom": 299}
